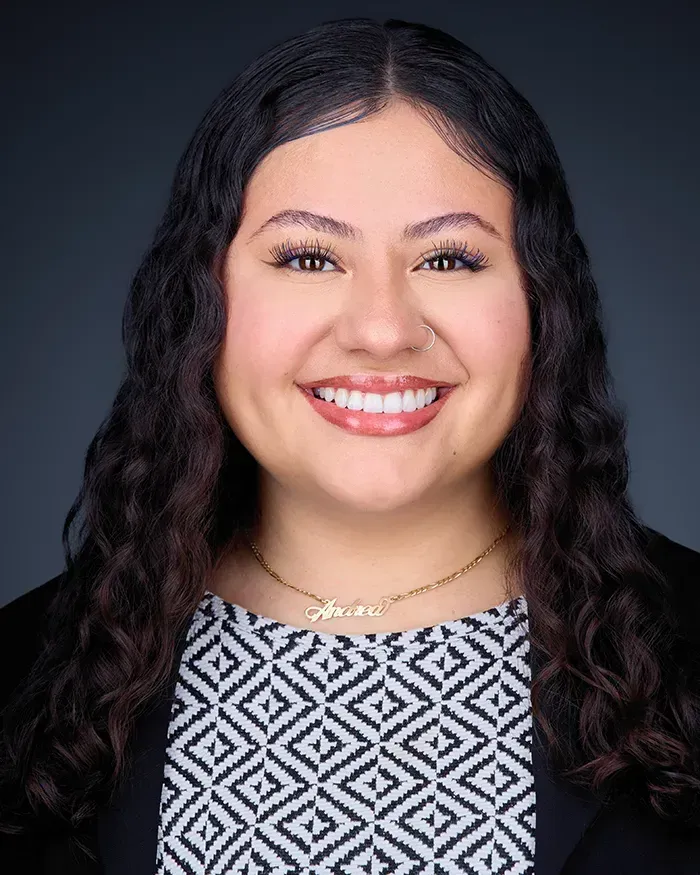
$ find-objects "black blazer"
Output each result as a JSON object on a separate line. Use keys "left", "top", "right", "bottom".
{"left": 1, "top": 527, "right": 700, "bottom": 874}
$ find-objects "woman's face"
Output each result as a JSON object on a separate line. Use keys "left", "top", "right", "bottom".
{"left": 214, "top": 101, "right": 530, "bottom": 513}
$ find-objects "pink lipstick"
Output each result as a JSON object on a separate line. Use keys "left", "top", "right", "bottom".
{"left": 296, "top": 376, "right": 456, "bottom": 437}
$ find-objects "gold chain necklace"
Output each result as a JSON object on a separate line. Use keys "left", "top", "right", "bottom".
{"left": 245, "top": 524, "right": 511, "bottom": 624}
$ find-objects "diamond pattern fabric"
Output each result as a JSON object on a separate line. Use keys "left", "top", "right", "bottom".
{"left": 155, "top": 590, "right": 535, "bottom": 874}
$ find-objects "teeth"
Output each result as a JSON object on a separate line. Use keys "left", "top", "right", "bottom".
{"left": 347, "top": 390, "right": 364, "bottom": 411}
{"left": 311, "top": 386, "right": 442, "bottom": 412}
{"left": 383, "top": 392, "right": 403, "bottom": 414}
{"left": 362, "top": 392, "right": 384, "bottom": 413}
{"left": 402, "top": 389, "right": 417, "bottom": 412}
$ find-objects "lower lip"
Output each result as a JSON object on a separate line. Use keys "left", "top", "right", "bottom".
{"left": 298, "top": 387, "right": 455, "bottom": 436}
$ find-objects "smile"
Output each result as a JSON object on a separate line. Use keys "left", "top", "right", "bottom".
{"left": 298, "top": 384, "right": 455, "bottom": 436}
{"left": 311, "top": 385, "right": 446, "bottom": 412}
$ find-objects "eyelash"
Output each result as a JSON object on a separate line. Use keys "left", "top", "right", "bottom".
{"left": 267, "top": 237, "right": 490, "bottom": 273}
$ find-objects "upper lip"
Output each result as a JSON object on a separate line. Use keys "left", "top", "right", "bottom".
{"left": 297, "top": 375, "right": 455, "bottom": 392}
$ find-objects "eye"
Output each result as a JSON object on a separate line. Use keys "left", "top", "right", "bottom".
{"left": 268, "top": 238, "right": 340, "bottom": 272}
{"left": 417, "top": 239, "right": 489, "bottom": 273}
{"left": 267, "top": 236, "right": 490, "bottom": 273}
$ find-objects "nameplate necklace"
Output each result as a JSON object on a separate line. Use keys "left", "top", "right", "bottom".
{"left": 245, "top": 525, "right": 511, "bottom": 623}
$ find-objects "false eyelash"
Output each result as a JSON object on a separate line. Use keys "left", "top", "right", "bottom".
{"left": 269, "top": 238, "right": 337, "bottom": 267}
{"left": 418, "top": 238, "right": 489, "bottom": 272}
{"left": 268, "top": 236, "right": 490, "bottom": 272}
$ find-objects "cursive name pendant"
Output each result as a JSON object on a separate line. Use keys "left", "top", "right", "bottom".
{"left": 304, "top": 596, "right": 392, "bottom": 623}
{"left": 245, "top": 524, "right": 511, "bottom": 625}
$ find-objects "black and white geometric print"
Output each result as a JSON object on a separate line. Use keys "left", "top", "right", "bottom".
{"left": 155, "top": 589, "right": 535, "bottom": 875}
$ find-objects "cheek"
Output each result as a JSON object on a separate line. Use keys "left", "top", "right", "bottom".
{"left": 217, "top": 253, "right": 334, "bottom": 387}
{"left": 451, "top": 285, "right": 530, "bottom": 376}
{"left": 447, "top": 290, "right": 531, "bottom": 442}
{"left": 214, "top": 287, "right": 321, "bottom": 436}
{"left": 439, "top": 297, "right": 529, "bottom": 462}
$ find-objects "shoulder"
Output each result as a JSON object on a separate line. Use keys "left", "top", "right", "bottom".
{"left": 0, "top": 571, "right": 66, "bottom": 712}
{"left": 642, "top": 526, "right": 700, "bottom": 637}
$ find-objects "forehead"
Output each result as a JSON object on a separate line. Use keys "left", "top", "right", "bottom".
{"left": 241, "top": 102, "right": 512, "bottom": 243}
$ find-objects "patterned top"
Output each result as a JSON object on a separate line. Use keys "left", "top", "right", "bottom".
{"left": 155, "top": 590, "right": 535, "bottom": 875}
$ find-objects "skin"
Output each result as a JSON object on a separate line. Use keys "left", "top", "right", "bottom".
{"left": 211, "top": 99, "right": 531, "bottom": 634}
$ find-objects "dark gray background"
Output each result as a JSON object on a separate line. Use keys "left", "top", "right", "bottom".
{"left": 1, "top": 0, "right": 698, "bottom": 607}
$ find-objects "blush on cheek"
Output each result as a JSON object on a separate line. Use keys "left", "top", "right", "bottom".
{"left": 466, "top": 297, "right": 529, "bottom": 365}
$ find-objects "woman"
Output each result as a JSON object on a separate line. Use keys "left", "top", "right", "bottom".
{"left": 1, "top": 16, "right": 699, "bottom": 875}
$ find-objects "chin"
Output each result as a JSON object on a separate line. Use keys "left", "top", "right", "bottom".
{"left": 312, "top": 465, "right": 437, "bottom": 514}
{"left": 324, "top": 490, "right": 423, "bottom": 515}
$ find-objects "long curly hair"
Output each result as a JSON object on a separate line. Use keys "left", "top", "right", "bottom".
{"left": 2, "top": 16, "right": 699, "bottom": 862}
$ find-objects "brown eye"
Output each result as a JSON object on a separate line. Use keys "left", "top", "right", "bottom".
{"left": 423, "top": 254, "right": 460, "bottom": 271}
{"left": 269, "top": 239, "right": 340, "bottom": 272}
{"left": 295, "top": 254, "right": 335, "bottom": 272}
{"left": 417, "top": 241, "right": 489, "bottom": 273}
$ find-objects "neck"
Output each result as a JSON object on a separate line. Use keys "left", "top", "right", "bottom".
{"left": 211, "top": 468, "right": 521, "bottom": 635}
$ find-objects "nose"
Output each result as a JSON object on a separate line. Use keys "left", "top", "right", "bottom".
{"left": 333, "top": 276, "right": 431, "bottom": 359}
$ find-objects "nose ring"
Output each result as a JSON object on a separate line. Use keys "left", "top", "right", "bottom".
{"left": 410, "top": 324, "right": 436, "bottom": 352}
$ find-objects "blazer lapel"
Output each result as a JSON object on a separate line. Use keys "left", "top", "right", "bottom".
{"left": 529, "top": 643, "right": 604, "bottom": 875}
{"left": 96, "top": 633, "right": 189, "bottom": 875}
{"left": 96, "top": 625, "right": 605, "bottom": 874}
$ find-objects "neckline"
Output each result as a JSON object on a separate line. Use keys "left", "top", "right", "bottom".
{"left": 199, "top": 589, "right": 528, "bottom": 652}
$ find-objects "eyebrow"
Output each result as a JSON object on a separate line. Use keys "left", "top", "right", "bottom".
{"left": 246, "top": 208, "right": 504, "bottom": 243}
